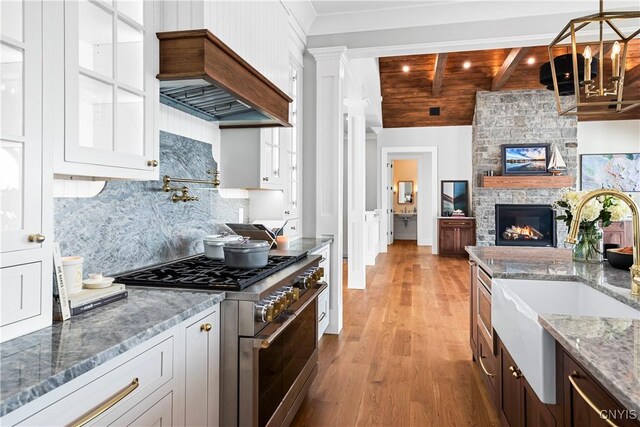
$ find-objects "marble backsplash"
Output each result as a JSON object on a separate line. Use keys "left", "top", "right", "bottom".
{"left": 54, "top": 131, "right": 249, "bottom": 276}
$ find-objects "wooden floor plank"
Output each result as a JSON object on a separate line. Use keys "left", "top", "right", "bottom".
{"left": 291, "top": 241, "right": 500, "bottom": 427}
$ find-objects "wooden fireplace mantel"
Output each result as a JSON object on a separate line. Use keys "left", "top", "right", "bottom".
{"left": 481, "top": 175, "right": 574, "bottom": 189}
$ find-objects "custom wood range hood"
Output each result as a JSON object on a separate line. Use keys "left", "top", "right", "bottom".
{"left": 157, "top": 29, "right": 292, "bottom": 128}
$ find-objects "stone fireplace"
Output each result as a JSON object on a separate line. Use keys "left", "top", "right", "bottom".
{"left": 495, "top": 204, "right": 556, "bottom": 247}
{"left": 472, "top": 90, "right": 578, "bottom": 246}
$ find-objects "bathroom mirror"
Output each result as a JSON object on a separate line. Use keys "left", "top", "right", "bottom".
{"left": 441, "top": 180, "right": 469, "bottom": 216}
{"left": 398, "top": 181, "right": 414, "bottom": 204}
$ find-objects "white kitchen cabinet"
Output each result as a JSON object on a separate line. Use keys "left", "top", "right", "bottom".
{"left": 0, "top": 0, "right": 53, "bottom": 343}
{"left": 6, "top": 334, "right": 176, "bottom": 426}
{"left": 317, "top": 288, "right": 329, "bottom": 341}
{"left": 0, "top": 305, "right": 221, "bottom": 427}
{"left": 220, "top": 128, "right": 284, "bottom": 190}
{"left": 184, "top": 308, "right": 220, "bottom": 427}
{"left": 49, "top": 0, "right": 158, "bottom": 180}
{"left": 311, "top": 245, "right": 331, "bottom": 340}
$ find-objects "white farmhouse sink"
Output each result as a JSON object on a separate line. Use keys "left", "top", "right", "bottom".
{"left": 492, "top": 279, "right": 640, "bottom": 404}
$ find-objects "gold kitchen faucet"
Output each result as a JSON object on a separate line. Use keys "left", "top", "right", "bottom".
{"left": 565, "top": 189, "right": 640, "bottom": 296}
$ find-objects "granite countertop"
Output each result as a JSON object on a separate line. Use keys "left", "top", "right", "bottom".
{"left": 465, "top": 246, "right": 640, "bottom": 412}
{"left": 0, "top": 288, "right": 225, "bottom": 417}
{"left": 539, "top": 315, "right": 640, "bottom": 413}
{"left": 270, "top": 237, "right": 332, "bottom": 257}
{"left": 466, "top": 246, "right": 640, "bottom": 310}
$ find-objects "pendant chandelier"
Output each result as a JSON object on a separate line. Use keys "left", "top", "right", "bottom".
{"left": 544, "top": 0, "right": 640, "bottom": 116}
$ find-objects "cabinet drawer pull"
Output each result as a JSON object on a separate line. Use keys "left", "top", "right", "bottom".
{"left": 200, "top": 323, "right": 212, "bottom": 332}
{"left": 147, "top": 159, "right": 158, "bottom": 167}
{"left": 70, "top": 378, "right": 139, "bottom": 427}
{"left": 568, "top": 373, "right": 618, "bottom": 427}
{"left": 318, "top": 311, "right": 326, "bottom": 322}
{"left": 262, "top": 177, "right": 269, "bottom": 182}
{"left": 28, "top": 233, "right": 46, "bottom": 243}
{"left": 478, "top": 356, "right": 494, "bottom": 378}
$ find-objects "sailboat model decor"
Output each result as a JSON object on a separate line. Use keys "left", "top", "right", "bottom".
{"left": 548, "top": 145, "right": 567, "bottom": 176}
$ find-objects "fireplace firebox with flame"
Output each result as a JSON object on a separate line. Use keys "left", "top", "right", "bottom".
{"left": 502, "top": 225, "right": 544, "bottom": 240}
{"left": 495, "top": 204, "right": 556, "bottom": 247}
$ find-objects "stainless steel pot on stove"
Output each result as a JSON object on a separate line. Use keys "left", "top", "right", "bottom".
{"left": 223, "top": 239, "right": 270, "bottom": 269}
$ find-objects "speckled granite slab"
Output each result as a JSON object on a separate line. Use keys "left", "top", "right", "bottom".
{"left": 465, "top": 246, "right": 640, "bottom": 310}
{"left": 270, "top": 238, "right": 333, "bottom": 257}
{"left": 539, "top": 315, "right": 640, "bottom": 413}
{"left": 0, "top": 289, "right": 224, "bottom": 417}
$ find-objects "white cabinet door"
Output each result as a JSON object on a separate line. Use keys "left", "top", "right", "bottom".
{"left": 1, "top": 0, "right": 43, "bottom": 253}
{"left": 0, "top": 0, "right": 52, "bottom": 343}
{"left": 259, "top": 128, "right": 282, "bottom": 189}
{"left": 57, "top": 0, "right": 157, "bottom": 180}
{"left": 311, "top": 245, "right": 331, "bottom": 340}
{"left": 220, "top": 128, "right": 284, "bottom": 191}
{"left": 184, "top": 309, "right": 220, "bottom": 427}
{"left": 317, "top": 288, "right": 329, "bottom": 340}
{"left": 283, "top": 60, "right": 301, "bottom": 220}
{"left": 0, "top": 263, "right": 42, "bottom": 327}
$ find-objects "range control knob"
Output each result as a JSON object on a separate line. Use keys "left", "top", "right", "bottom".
{"left": 274, "top": 290, "right": 291, "bottom": 308}
{"left": 295, "top": 275, "right": 311, "bottom": 290}
{"left": 279, "top": 289, "right": 293, "bottom": 306}
{"left": 255, "top": 302, "right": 274, "bottom": 322}
{"left": 268, "top": 294, "right": 285, "bottom": 314}
{"left": 282, "top": 286, "right": 297, "bottom": 302}
{"left": 315, "top": 267, "right": 325, "bottom": 281}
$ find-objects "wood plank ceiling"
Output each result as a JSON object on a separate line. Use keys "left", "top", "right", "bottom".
{"left": 380, "top": 42, "right": 640, "bottom": 128}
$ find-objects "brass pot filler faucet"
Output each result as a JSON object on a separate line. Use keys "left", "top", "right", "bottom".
{"left": 565, "top": 189, "right": 640, "bottom": 296}
{"left": 161, "top": 169, "right": 220, "bottom": 203}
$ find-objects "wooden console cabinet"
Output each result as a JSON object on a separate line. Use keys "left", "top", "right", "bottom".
{"left": 439, "top": 218, "right": 476, "bottom": 255}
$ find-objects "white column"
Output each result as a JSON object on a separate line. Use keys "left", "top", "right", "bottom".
{"left": 345, "top": 99, "right": 369, "bottom": 289}
{"left": 308, "top": 46, "right": 348, "bottom": 335}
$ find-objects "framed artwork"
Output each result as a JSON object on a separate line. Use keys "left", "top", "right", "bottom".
{"left": 580, "top": 153, "right": 640, "bottom": 192}
{"left": 441, "top": 180, "right": 469, "bottom": 216}
{"left": 501, "top": 144, "right": 550, "bottom": 175}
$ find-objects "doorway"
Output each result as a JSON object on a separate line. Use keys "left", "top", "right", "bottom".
{"left": 392, "top": 159, "right": 418, "bottom": 242}
{"left": 380, "top": 147, "right": 438, "bottom": 253}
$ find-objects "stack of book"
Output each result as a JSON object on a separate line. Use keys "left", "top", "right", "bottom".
{"left": 67, "top": 284, "right": 128, "bottom": 316}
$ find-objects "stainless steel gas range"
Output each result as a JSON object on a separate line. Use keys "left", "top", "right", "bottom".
{"left": 116, "top": 252, "right": 326, "bottom": 427}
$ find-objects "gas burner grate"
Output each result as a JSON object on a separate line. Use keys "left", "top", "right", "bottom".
{"left": 116, "top": 255, "right": 299, "bottom": 291}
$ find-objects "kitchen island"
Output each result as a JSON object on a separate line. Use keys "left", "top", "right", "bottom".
{"left": 466, "top": 246, "right": 639, "bottom": 309}
{"left": 466, "top": 246, "right": 640, "bottom": 426}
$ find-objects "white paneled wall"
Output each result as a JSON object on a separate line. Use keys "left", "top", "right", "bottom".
{"left": 159, "top": 0, "right": 290, "bottom": 93}
{"left": 160, "top": 104, "right": 220, "bottom": 156}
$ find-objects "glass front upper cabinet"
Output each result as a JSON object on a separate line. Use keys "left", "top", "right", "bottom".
{"left": 61, "top": 0, "right": 156, "bottom": 178}
{"left": 1, "top": 0, "right": 43, "bottom": 253}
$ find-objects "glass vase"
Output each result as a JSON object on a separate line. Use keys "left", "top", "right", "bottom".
{"left": 572, "top": 223, "right": 604, "bottom": 263}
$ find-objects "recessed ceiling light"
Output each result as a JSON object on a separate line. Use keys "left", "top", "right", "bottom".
{"left": 463, "top": 61, "right": 471, "bottom": 69}
{"left": 402, "top": 65, "right": 410, "bottom": 73}
{"left": 527, "top": 57, "right": 536, "bottom": 65}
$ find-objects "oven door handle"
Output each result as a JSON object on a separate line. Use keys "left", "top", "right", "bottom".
{"left": 254, "top": 281, "right": 328, "bottom": 349}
